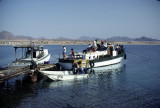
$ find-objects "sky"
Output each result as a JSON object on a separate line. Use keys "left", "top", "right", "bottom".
{"left": 0, "top": 0, "right": 160, "bottom": 39}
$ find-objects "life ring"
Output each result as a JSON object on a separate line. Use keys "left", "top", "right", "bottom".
{"left": 89, "top": 61, "right": 95, "bottom": 68}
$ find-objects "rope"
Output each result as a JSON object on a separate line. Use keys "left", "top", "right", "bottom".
{"left": 125, "top": 50, "right": 149, "bottom": 59}
{"left": 51, "top": 55, "right": 59, "bottom": 59}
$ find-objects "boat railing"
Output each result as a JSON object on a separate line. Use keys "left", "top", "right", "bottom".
{"left": 65, "top": 54, "right": 84, "bottom": 60}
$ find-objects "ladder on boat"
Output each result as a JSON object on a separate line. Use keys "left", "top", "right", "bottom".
{"left": 73, "top": 59, "right": 89, "bottom": 68}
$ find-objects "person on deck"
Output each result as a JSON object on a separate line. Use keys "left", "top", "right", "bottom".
{"left": 96, "top": 39, "right": 98, "bottom": 44}
{"left": 71, "top": 48, "right": 75, "bottom": 59}
{"left": 100, "top": 40, "right": 105, "bottom": 51}
{"left": 40, "top": 50, "right": 44, "bottom": 58}
{"left": 93, "top": 39, "right": 98, "bottom": 51}
{"left": 115, "top": 44, "right": 120, "bottom": 53}
{"left": 62, "top": 45, "right": 66, "bottom": 59}
{"left": 72, "top": 61, "right": 81, "bottom": 74}
{"left": 101, "top": 40, "right": 104, "bottom": 46}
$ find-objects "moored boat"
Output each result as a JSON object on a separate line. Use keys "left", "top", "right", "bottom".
{"left": 88, "top": 62, "right": 123, "bottom": 75}
{"left": 40, "top": 70, "right": 89, "bottom": 81}
{"left": 11, "top": 45, "right": 51, "bottom": 67}
{"left": 59, "top": 43, "right": 126, "bottom": 70}
{"left": 39, "top": 42, "right": 126, "bottom": 81}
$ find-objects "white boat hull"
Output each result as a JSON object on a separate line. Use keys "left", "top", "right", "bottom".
{"left": 59, "top": 56, "right": 123, "bottom": 70}
{"left": 93, "top": 57, "right": 123, "bottom": 68}
{"left": 40, "top": 70, "right": 73, "bottom": 75}
{"left": 40, "top": 70, "right": 88, "bottom": 81}
{"left": 35, "top": 53, "right": 51, "bottom": 64}
{"left": 12, "top": 45, "right": 51, "bottom": 66}
{"left": 88, "top": 63, "right": 123, "bottom": 75}
{"left": 12, "top": 53, "right": 51, "bottom": 66}
{"left": 47, "top": 74, "right": 88, "bottom": 81}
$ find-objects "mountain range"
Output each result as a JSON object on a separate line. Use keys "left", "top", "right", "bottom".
{"left": 0, "top": 31, "right": 159, "bottom": 41}
{"left": 0, "top": 31, "right": 33, "bottom": 40}
{"left": 76, "top": 36, "right": 159, "bottom": 41}
{"left": 105, "top": 36, "right": 159, "bottom": 41}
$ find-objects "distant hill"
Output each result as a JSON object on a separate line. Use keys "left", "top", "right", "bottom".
{"left": 0, "top": 31, "right": 15, "bottom": 40}
{"left": 1, "top": 31, "right": 159, "bottom": 41}
{"left": 77, "top": 36, "right": 160, "bottom": 41}
{"left": 105, "top": 36, "right": 159, "bottom": 41}
{"left": 33, "top": 35, "right": 160, "bottom": 41}
{"left": 54, "top": 37, "right": 73, "bottom": 40}
{"left": 76, "top": 36, "right": 102, "bottom": 41}
{"left": 76, "top": 36, "right": 134, "bottom": 41}
{"left": 105, "top": 36, "right": 134, "bottom": 41}
{"left": 16, "top": 35, "right": 34, "bottom": 40}
{"left": 134, "top": 36, "right": 159, "bottom": 41}
{"left": 0, "top": 31, "right": 33, "bottom": 40}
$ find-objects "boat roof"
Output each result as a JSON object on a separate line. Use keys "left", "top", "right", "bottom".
{"left": 13, "top": 45, "right": 43, "bottom": 48}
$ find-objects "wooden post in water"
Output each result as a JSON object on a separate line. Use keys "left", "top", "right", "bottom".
{"left": 22, "top": 48, "right": 23, "bottom": 58}
{"left": 15, "top": 47, "right": 17, "bottom": 60}
{"left": 31, "top": 47, "right": 33, "bottom": 60}
{"left": 25, "top": 48, "right": 26, "bottom": 58}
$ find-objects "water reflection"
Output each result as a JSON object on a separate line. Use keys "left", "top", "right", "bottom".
{"left": 0, "top": 76, "right": 40, "bottom": 108}
{"left": 48, "top": 63, "right": 126, "bottom": 89}
{"left": 0, "top": 63, "right": 126, "bottom": 108}
{"left": 44, "top": 63, "right": 127, "bottom": 108}
{"left": 87, "top": 63, "right": 126, "bottom": 91}
{"left": 89, "top": 63, "right": 123, "bottom": 75}
{"left": 48, "top": 80, "right": 76, "bottom": 88}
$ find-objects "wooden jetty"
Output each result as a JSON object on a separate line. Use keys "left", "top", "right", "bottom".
{"left": 0, "top": 64, "right": 55, "bottom": 83}
{"left": 37, "top": 64, "right": 55, "bottom": 71}
{"left": 0, "top": 66, "right": 31, "bottom": 82}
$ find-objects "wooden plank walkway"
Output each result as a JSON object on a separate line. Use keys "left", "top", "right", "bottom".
{"left": 0, "top": 66, "right": 31, "bottom": 82}
{"left": 37, "top": 64, "right": 55, "bottom": 70}
{"left": 0, "top": 64, "right": 55, "bottom": 82}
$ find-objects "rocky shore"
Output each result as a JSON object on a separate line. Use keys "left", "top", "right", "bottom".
{"left": 0, "top": 40, "right": 160, "bottom": 45}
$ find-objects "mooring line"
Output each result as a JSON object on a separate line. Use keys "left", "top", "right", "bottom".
{"left": 125, "top": 50, "right": 149, "bottom": 59}
{"left": 51, "top": 55, "right": 59, "bottom": 59}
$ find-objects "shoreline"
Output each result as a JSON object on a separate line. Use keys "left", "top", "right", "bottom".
{"left": 0, "top": 40, "right": 160, "bottom": 45}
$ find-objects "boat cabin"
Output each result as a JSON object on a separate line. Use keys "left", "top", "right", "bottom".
{"left": 14, "top": 45, "right": 45, "bottom": 61}
{"left": 61, "top": 45, "right": 117, "bottom": 60}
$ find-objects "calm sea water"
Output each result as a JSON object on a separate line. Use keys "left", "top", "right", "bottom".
{"left": 0, "top": 45, "right": 160, "bottom": 108}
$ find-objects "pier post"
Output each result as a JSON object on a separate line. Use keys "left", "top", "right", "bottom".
{"left": 31, "top": 47, "right": 33, "bottom": 60}
{"left": 22, "top": 48, "right": 23, "bottom": 58}
{"left": 15, "top": 48, "right": 17, "bottom": 60}
{"left": 25, "top": 48, "right": 26, "bottom": 58}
